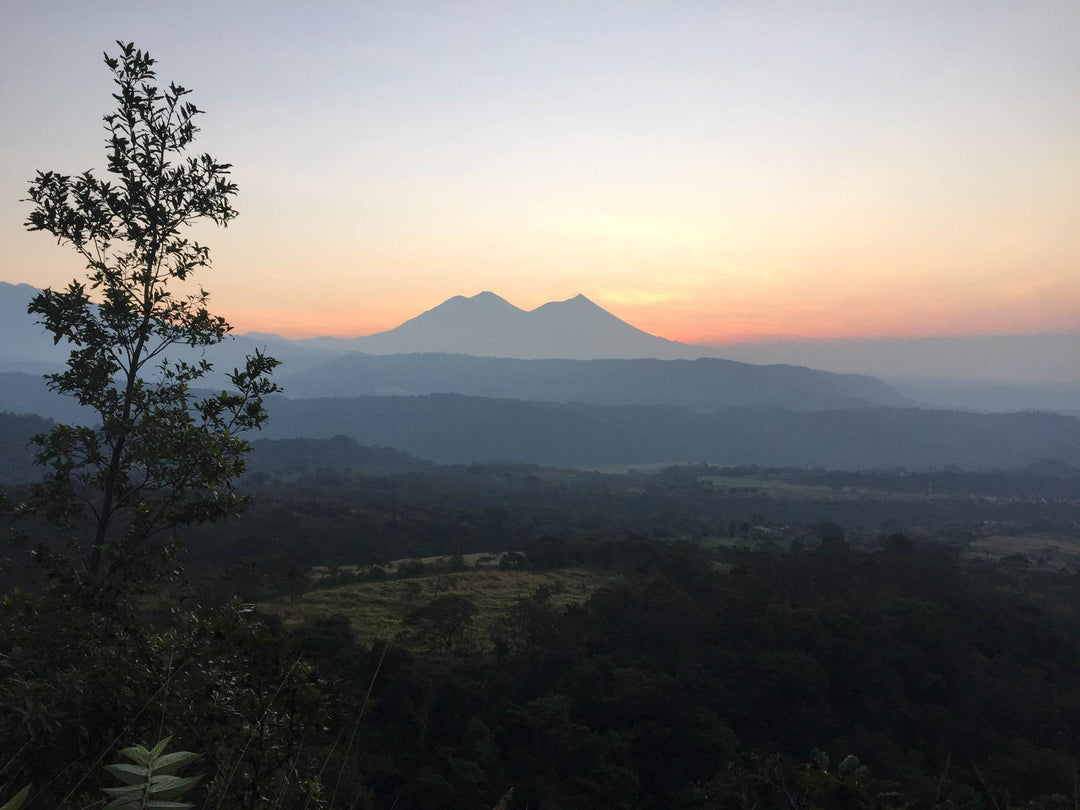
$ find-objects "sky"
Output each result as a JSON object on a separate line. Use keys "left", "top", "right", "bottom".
{"left": 1, "top": 1, "right": 1078, "bottom": 345}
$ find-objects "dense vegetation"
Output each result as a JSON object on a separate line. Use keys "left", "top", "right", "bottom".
{"left": 174, "top": 451, "right": 1079, "bottom": 596}
{"left": 4, "top": 448, "right": 1080, "bottom": 807}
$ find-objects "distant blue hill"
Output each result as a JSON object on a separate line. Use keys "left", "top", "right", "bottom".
{"left": 3, "top": 371, "right": 1078, "bottom": 471}
{"left": 4, "top": 281, "right": 1076, "bottom": 414}
{"left": 256, "top": 393, "right": 1080, "bottom": 470}
{"left": 0, "top": 283, "right": 906, "bottom": 409}
{"left": 276, "top": 352, "right": 909, "bottom": 411}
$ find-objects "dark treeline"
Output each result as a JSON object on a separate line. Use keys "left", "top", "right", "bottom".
{"left": 4, "top": 438, "right": 1080, "bottom": 807}
{"left": 0, "top": 411, "right": 51, "bottom": 482}
{"left": 304, "top": 540, "right": 1080, "bottom": 807}
{"left": 7, "top": 534, "right": 1080, "bottom": 807}
{"left": 177, "top": 458, "right": 1079, "bottom": 578}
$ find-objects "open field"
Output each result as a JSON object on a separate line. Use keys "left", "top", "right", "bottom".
{"left": 965, "top": 533, "right": 1080, "bottom": 568}
{"left": 309, "top": 551, "right": 513, "bottom": 582}
{"left": 594, "top": 465, "right": 988, "bottom": 503}
{"left": 701, "top": 475, "right": 936, "bottom": 502}
{"left": 260, "top": 566, "right": 613, "bottom": 646}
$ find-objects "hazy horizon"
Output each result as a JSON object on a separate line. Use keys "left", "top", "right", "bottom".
{"left": 256, "top": 288, "right": 1080, "bottom": 384}
{"left": 2, "top": 280, "right": 1076, "bottom": 384}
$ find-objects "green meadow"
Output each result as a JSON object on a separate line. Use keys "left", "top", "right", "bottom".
{"left": 260, "top": 565, "right": 612, "bottom": 646}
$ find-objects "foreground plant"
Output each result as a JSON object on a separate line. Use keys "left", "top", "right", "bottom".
{"left": 102, "top": 737, "right": 201, "bottom": 809}
{"left": 22, "top": 41, "right": 278, "bottom": 585}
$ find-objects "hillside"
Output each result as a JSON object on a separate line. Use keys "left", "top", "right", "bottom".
{"left": 258, "top": 393, "right": 1080, "bottom": 470}
{"left": 276, "top": 352, "right": 908, "bottom": 410}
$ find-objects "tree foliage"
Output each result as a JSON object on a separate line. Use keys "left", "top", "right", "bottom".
{"left": 21, "top": 42, "right": 278, "bottom": 583}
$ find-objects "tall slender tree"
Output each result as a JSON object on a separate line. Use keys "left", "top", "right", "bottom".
{"left": 23, "top": 42, "right": 278, "bottom": 584}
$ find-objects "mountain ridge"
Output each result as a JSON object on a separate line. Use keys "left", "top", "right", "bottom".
{"left": 294, "top": 291, "right": 708, "bottom": 360}
{"left": 4, "top": 282, "right": 1076, "bottom": 412}
{"left": 255, "top": 393, "right": 1080, "bottom": 470}
{"left": 275, "top": 352, "right": 910, "bottom": 410}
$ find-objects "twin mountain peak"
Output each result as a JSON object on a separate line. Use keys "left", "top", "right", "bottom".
{"left": 0, "top": 282, "right": 909, "bottom": 409}
{"left": 272, "top": 291, "right": 906, "bottom": 408}
{"left": 298, "top": 291, "right": 695, "bottom": 361}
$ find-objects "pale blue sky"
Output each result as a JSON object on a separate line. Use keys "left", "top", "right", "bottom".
{"left": 3, "top": 1, "right": 1078, "bottom": 343}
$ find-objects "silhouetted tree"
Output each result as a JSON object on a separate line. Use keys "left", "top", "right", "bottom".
{"left": 21, "top": 42, "right": 278, "bottom": 584}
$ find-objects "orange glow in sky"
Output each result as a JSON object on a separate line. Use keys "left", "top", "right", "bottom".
{"left": 2, "top": 3, "right": 1078, "bottom": 345}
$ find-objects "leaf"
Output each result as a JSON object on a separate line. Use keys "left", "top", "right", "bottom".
{"left": 148, "top": 736, "right": 172, "bottom": 759}
{"left": 148, "top": 773, "right": 201, "bottom": 799}
{"left": 101, "top": 784, "right": 145, "bottom": 797}
{"left": 0, "top": 785, "right": 32, "bottom": 810}
{"left": 151, "top": 750, "right": 201, "bottom": 775}
{"left": 118, "top": 745, "right": 151, "bottom": 766}
{"left": 104, "top": 738, "right": 202, "bottom": 808}
{"left": 104, "top": 763, "right": 150, "bottom": 785}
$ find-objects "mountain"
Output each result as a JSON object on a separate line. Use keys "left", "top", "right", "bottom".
{"left": 4, "top": 368, "right": 1076, "bottom": 470}
{"left": 0, "top": 282, "right": 68, "bottom": 373}
{"left": 257, "top": 393, "right": 1080, "bottom": 470}
{"left": 888, "top": 378, "right": 1080, "bottom": 415}
{"left": 5, "top": 281, "right": 1074, "bottom": 414}
{"left": 296, "top": 291, "right": 708, "bottom": 360}
{"left": 713, "top": 334, "right": 1080, "bottom": 384}
{"left": 246, "top": 435, "right": 430, "bottom": 474}
{"left": 0, "top": 281, "right": 336, "bottom": 382}
{"left": 0, "top": 411, "right": 54, "bottom": 483}
{"left": 276, "top": 352, "right": 909, "bottom": 410}
{"left": 0, "top": 372, "right": 95, "bottom": 424}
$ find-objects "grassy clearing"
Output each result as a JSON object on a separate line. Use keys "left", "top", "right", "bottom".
{"left": 310, "top": 551, "right": 509, "bottom": 582}
{"left": 965, "top": 533, "right": 1080, "bottom": 567}
{"left": 584, "top": 465, "right": 929, "bottom": 502}
{"left": 695, "top": 534, "right": 762, "bottom": 551}
{"left": 584, "top": 462, "right": 696, "bottom": 474}
{"left": 701, "top": 476, "right": 928, "bottom": 502}
{"left": 260, "top": 566, "right": 613, "bottom": 646}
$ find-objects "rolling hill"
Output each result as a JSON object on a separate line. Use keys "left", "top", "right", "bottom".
{"left": 257, "top": 393, "right": 1080, "bottom": 470}
{"left": 276, "top": 352, "right": 909, "bottom": 410}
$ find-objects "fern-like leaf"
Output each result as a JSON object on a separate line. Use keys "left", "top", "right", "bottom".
{"left": 102, "top": 738, "right": 201, "bottom": 810}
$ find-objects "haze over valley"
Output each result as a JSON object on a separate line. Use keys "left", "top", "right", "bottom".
{"left": 3, "top": 281, "right": 1079, "bottom": 471}
{"left": 3, "top": 280, "right": 1077, "bottom": 416}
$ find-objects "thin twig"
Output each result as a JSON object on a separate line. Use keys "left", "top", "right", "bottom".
{"left": 213, "top": 656, "right": 302, "bottom": 810}
{"left": 157, "top": 647, "right": 175, "bottom": 742}
{"left": 972, "top": 761, "right": 1003, "bottom": 810}
{"left": 331, "top": 641, "right": 389, "bottom": 809}
{"left": 0, "top": 732, "right": 36, "bottom": 782}
{"left": 933, "top": 750, "right": 951, "bottom": 805}
{"left": 49, "top": 679, "right": 169, "bottom": 808}
{"left": 270, "top": 727, "right": 308, "bottom": 810}
{"left": 301, "top": 727, "right": 346, "bottom": 810}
